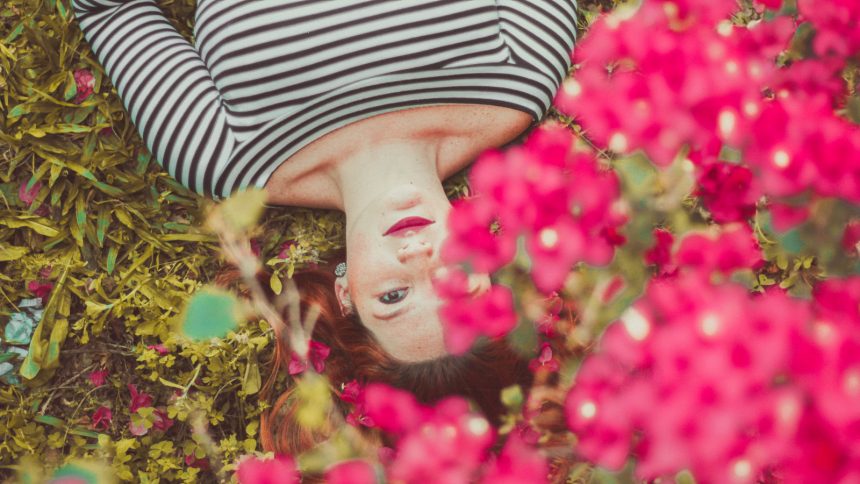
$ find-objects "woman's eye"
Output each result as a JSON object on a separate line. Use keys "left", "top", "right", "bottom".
{"left": 379, "top": 288, "right": 408, "bottom": 304}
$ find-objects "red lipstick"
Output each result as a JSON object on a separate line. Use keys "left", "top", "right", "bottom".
{"left": 384, "top": 216, "right": 434, "bottom": 236}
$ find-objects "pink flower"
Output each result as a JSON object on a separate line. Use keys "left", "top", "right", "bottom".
{"left": 236, "top": 454, "right": 298, "bottom": 484}
{"left": 566, "top": 272, "right": 813, "bottom": 482}
{"left": 152, "top": 407, "right": 174, "bottom": 432}
{"left": 249, "top": 238, "right": 262, "bottom": 257}
{"left": 73, "top": 69, "right": 94, "bottom": 104}
{"left": 128, "top": 384, "right": 153, "bottom": 413}
{"left": 362, "top": 384, "right": 427, "bottom": 435}
{"left": 91, "top": 406, "right": 112, "bottom": 431}
{"left": 442, "top": 126, "right": 623, "bottom": 295}
{"left": 361, "top": 384, "right": 495, "bottom": 483}
{"left": 185, "top": 454, "right": 210, "bottom": 470}
{"left": 338, "top": 380, "right": 378, "bottom": 426}
{"left": 146, "top": 344, "right": 169, "bottom": 355}
{"left": 644, "top": 228, "right": 676, "bottom": 277}
{"left": 695, "top": 161, "right": 760, "bottom": 224}
{"left": 797, "top": 0, "right": 860, "bottom": 61}
{"left": 27, "top": 280, "right": 53, "bottom": 299}
{"left": 558, "top": 2, "right": 789, "bottom": 166}
{"left": 842, "top": 220, "right": 860, "bottom": 255}
{"left": 18, "top": 180, "right": 41, "bottom": 205}
{"left": 439, "top": 284, "right": 517, "bottom": 355}
{"left": 288, "top": 340, "right": 330, "bottom": 375}
{"left": 480, "top": 433, "right": 549, "bottom": 484}
{"left": 129, "top": 420, "right": 148, "bottom": 437}
{"left": 756, "top": 0, "right": 782, "bottom": 8}
{"left": 768, "top": 202, "right": 810, "bottom": 232}
{"left": 528, "top": 342, "right": 560, "bottom": 373}
{"left": 339, "top": 379, "right": 364, "bottom": 404}
{"left": 277, "top": 240, "right": 297, "bottom": 259}
{"left": 675, "top": 224, "right": 763, "bottom": 275}
{"left": 442, "top": 196, "right": 517, "bottom": 274}
{"left": 88, "top": 369, "right": 109, "bottom": 387}
{"left": 326, "top": 460, "right": 377, "bottom": 484}
{"left": 526, "top": 218, "right": 585, "bottom": 294}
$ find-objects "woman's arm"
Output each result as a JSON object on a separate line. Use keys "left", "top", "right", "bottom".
{"left": 496, "top": 0, "right": 577, "bottom": 90}
{"left": 72, "top": 0, "right": 235, "bottom": 197}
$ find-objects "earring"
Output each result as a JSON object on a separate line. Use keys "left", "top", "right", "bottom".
{"left": 335, "top": 262, "right": 347, "bottom": 278}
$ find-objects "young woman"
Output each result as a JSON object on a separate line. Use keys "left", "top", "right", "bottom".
{"left": 72, "top": 0, "right": 577, "bottom": 454}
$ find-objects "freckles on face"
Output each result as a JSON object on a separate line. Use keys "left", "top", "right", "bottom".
{"left": 344, "top": 233, "right": 449, "bottom": 360}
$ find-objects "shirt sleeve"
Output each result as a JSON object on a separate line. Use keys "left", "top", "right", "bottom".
{"left": 495, "top": 0, "right": 577, "bottom": 91}
{"left": 72, "top": 0, "right": 235, "bottom": 197}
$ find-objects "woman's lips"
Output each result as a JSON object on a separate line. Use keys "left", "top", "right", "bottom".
{"left": 384, "top": 216, "right": 434, "bottom": 236}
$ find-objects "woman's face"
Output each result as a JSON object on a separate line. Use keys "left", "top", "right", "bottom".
{"left": 340, "top": 184, "right": 486, "bottom": 361}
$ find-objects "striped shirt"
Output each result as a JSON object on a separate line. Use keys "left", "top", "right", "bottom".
{"left": 71, "top": 0, "right": 578, "bottom": 199}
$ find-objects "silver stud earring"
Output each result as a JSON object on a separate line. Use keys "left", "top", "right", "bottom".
{"left": 334, "top": 262, "right": 347, "bottom": 278}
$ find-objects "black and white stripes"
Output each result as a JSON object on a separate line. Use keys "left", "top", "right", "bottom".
{"left": 72, "top": 0, "right": 577, "bottom": 199}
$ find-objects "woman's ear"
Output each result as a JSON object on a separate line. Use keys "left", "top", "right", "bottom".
{"left": 334, "top": 276, "right": 354, "bottom": 317}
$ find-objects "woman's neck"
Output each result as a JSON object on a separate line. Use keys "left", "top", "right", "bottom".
{"left": 331, "top": 137, "right": 450, "bottom": 229}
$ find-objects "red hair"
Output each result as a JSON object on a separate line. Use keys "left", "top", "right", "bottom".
{"left": 217, "top": 259, "right": 532, "bottom": 456}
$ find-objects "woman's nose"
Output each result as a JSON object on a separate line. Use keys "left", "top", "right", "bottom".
{"left": 397, "top": 239, "right": 433, "bottom": 263}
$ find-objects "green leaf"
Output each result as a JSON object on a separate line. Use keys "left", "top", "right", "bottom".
{"left": 34, "top": 415, "right": 65, "bottom": 428}
{"left": 8, "top": 103, "right": 31, "bottom": 118}
{"left": 180, "top": 287, "right": 240, "bottom": 340}
{"left": 106, "top": 246, "right": 118, "bottom": 274}
{"left": 0, "top": 217, "right": 60, "bottom": 237}
{"left": 44, "top": 318, "right": 69, "bottom": 369}
{"left": 0, "top": 244, "right": 29, "bottom": 261}
{"left": 158, "top": 377, "right": 186, "bottom": 391}
{"left": 500, "top": 384, "right": 524, "bottom": 411}
{"left": 270, "top": 271, "right": 283, "bottom": 295}
{"left": 243, "top": 360, "right": 261, "bottom": 395}
{"left": 96, "top": 210, "right": 109, "bottom": 247}
{"left": 3, "top": 22, "right": 24, "bottom": 43}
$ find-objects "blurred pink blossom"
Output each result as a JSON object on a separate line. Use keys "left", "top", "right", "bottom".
{"left": 438, "top": 284, "right": 517, "bottom": 355}
{"left": 695, "top": 161, "right": 759, "bottom": 223}
{"left": 326, "top": 460, "right": 377, "bottom": 484}
{"left": 236, "top": 454, "right": 298, "bottom": 484}
{"left": 128, "top": 384, "right": 153, "bottom": 413}
{"left": 27, "top": 280, "right": 53, "bottom": 299}
{"left": 481, "top": 433, "right": 549, "bottom": 484}
{"left": 674, "top": 224, "right": 763, "bottom": 275}
{"left": 528, "top": 342, "right": 560, "bottom": 373}
{"left": 73, "top": 69, "right": 94, "bottom": 104}
{"left": 91, "top": 406, "right": 112, "bottom": 431}
{"left": 146, "top": 343, "right": 169, "bottom": 355}
{"left": 88, "top": 369, "right": 108, "bottom": 387}
{"left": 288, "top": 340, "right": 330, "bottom": 375}
{"left": 645, "top": 228, "right": 676, "bottom": 277}
{"left": 361, "top": 384, "right": 495, "bottom": 483}
{"left": 152, "top": 407, "right": 174, "bottom": 432}
{"left": 18, "top": 180, "right": 41, "bottom": 205}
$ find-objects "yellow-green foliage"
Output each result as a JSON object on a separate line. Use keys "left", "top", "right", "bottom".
{"left": 0, "top": 0, "right": 622, "bottom": 481}
{"left": 0, "top": 0, "right": 348, "bottom": 481}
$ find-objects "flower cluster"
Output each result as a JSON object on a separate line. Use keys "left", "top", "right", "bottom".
{"left": 557, "top": 0, "right": 860, "bottom": 225}
{"left": 557, "top": 0, "right": 791, "bottom": 166}
{"left": 332, "top": 383, "right": 546, "bottom": 484}
{"left": 73, "top": 68, "right": 94, "bottom": 104}
{"left": 443, "top": 124, "right": 624, "bottom": 292}
{"left": 566, "top": 227, "right": 860, "bottom": 482}
{"left": 438, "top": 125, "right": 624, "bottom": 352}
